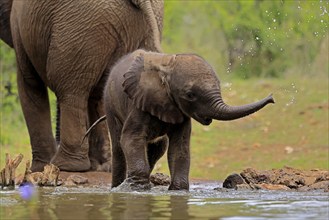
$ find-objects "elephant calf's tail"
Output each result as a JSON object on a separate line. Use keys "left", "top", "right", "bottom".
{"left": 81, "top": 115, "right": 107, "bottom": 146}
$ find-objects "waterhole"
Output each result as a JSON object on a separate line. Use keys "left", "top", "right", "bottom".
{"left": 1, "top": 182, "right": 328, "bottom": 219}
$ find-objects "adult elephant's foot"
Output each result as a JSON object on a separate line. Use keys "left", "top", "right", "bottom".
{"left": 90, "top": 159, "right": 112, "bottom": 172}
{"left": 51, "top": 148, "right": 91, "bottom": 171}
{"left": 31, "top": 148, "right": 57, "bottom": 172}
{"left": 31, "top": 160, "right": 49, "bottom": 172}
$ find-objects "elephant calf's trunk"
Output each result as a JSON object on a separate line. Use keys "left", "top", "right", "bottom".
{"left": 213, "top": 94, "right": 275, "bottom": 121}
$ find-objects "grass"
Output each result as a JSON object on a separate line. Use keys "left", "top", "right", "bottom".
{"left": 0, "top": 76, "right": 328, "bottom": 180}
{"left": 156, "top": 75, "right": 329, "bottom": 180}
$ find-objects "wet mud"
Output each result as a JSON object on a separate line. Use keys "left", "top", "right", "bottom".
{"left": 223, "top": 166, "right": 329, "bottom": 192}
{"left": 56, "top": 167, "right": 329, "bottom": 192}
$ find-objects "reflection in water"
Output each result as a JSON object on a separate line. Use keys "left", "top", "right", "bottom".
{"left": 1, "top": 184, "right": 328, "bottom": 220}
{"left": 107, "top": 193, "right": 191, "bottom": 219}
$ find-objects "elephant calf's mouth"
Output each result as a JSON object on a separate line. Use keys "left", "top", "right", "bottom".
{"left": 194, "top": 114, "right": 212, "bottom": 125}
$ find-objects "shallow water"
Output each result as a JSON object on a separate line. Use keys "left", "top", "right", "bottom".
{"left": 1, "top": 182, "right": 328, "bottom": 220}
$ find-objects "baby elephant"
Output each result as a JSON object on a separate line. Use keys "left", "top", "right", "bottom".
{"left": 104, "top": 49, "right": 274, "bottom": 190}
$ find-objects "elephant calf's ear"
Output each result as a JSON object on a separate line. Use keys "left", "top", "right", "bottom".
{"left": 123, "top": 54, "right": 184, "bottom": 124}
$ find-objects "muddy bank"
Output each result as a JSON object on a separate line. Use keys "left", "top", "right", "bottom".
{"left": 19, "top": 167, "right": 329, "bottom": 192}
{"left": 223, "top": 166, "right": 329, "bottom": 192}
{"left": 1, "top": 155, "right": 328, "bottom": 192}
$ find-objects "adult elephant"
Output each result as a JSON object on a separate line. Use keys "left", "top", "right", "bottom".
{"left": 0, "top": 0, "right": 163, "bottom": 172}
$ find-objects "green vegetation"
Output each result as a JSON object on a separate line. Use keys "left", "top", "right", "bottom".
{"left": 156, "top": 76, "right": 328, "bottom": 179}
{"left": 163, "top": 0, "right": 328, "bottom": 79}
{"left": 0, "top": 1, "right": 328, "bottom": 179}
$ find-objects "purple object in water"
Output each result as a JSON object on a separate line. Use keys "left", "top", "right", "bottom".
{"left": 19, "top": 183, "right": 35, "bottom": 200}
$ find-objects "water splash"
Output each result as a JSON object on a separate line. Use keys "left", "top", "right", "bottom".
{"left": 284, "top": 83, "right": 298, "bottom": 107}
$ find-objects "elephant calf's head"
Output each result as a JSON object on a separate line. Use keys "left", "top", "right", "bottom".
{"left": 123, "top": 50, "right": 274, "bottom": 125}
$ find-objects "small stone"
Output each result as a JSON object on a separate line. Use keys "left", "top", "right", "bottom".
{"left": 41, "top": 164, "right": 60, "bottom": 186}
{"left": 235, "top": 184, "right": 253, "bottom": 190}
{"left": 223, "top": 173, "right": 246, "bottom": 188}
{"left": 150, "top": 173, "right": 170, "bottom": 186}
{"left": 254, "top": 183, "right": 290, "bottom": 191}
{"left": 66, "top": 175, "right": 88, "bottom": 185}
{"left": 28, "top": 172, "right": 44, "bottom": 185}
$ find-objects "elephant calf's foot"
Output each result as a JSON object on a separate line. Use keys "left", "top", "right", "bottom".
{"left": 112, "top": 178, "right": 151, "bottom": 192}
{"left": 168, "top": 181, "right": 189, "bottom": 191}
{"left": 51, "top": 148, "right": 91, "bottom": 172}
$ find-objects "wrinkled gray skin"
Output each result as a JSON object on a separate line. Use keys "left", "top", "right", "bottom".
{"left": 0, "top": 0, "right": 163, "bottom": 172}
{"left": 104, "top": 49, "right": 274, "bottom": 191}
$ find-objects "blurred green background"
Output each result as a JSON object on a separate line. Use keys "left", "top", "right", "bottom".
{"left": 1, "top": 0, "right": 328, "bottom": 180}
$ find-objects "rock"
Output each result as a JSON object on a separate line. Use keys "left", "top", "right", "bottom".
{"left": 24, "top": 164, "right": 60, "bottom": 186}
{"left": 40, "top": 164, "right": 60, "bottom": 186}
{"left": 299, "top": 180, "right": 329, "bottom": 192}
{"left": 253, "top": 183, "right": 290, "bottom": 191}
{"left": 240, "top": 168, "right": 271, "bottom": 184}
{"left": 27, "top": 172, "right": 44, "bottom": 185}
{"left": 64, "top": 175, "right": 88, "bottom": 186}
{"left": 235, "top": 184, "right": 253, "bottom": 190}
{"left": 223, "top": 167, "right": 329, "bottom": 191}
{"left": 150, "top": 173, "right": 170, "bottom": 186}
{"left": 223, "top": 173, "right": 246, "bottom": 189}
{"left": 315, "top": 173, "right": 329, "bottom": 182}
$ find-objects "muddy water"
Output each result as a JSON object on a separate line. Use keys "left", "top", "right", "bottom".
{"left": 1, "top": 182, "right": 328, "bottom": 219}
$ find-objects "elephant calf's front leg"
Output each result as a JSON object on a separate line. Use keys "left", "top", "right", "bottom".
{"left": 120, "top": 114, "right": 151, "bottom": 190}
{"left": 167, "top": 120, "right": 192, "bottom": 190}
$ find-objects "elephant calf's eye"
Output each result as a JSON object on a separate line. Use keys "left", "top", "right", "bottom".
{"left": 185, "top": 91, "right": 196, "bottom": 101}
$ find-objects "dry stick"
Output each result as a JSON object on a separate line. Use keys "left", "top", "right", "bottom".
{"left": 23, "top": 160, "right": 32, "bottom": 183}
{"left": 0, "top": 168, "right": 5, "bottom": 189}
{"left": 10, "top": 154, "right": 23, "bottom": 186}
{"left": 4, "top": 153, "right": 11, "bottom": 186}
{"left": 0, "top": 154, "right": 23, "bottom": 189}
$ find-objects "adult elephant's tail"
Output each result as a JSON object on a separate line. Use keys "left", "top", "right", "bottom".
{"left": 131, "top": 0, "right": 163, "bottom": 52}
{"left": 0, "top": 0, "right": 13, "bottom": 47}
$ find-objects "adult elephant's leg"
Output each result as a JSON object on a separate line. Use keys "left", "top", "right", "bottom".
{"left": 45, "top": 29, "right": 115, "bottom": 171}
{"left": 147, "top": 136, "right": 168, "bottom": 173}
{"left": 15, "top": 47, "right": 56, "bottom": 172}
{"left": 88, "top": 93, "right": 111, "bottom": 171}
{"left": 51, "top": 95, "right": 91, "bottom": 171}
{"left": 107, "top": 116, "right": 125, "bottom": 188}
{"left": 167, "top": 120, "right": 191, "bottom": 190}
